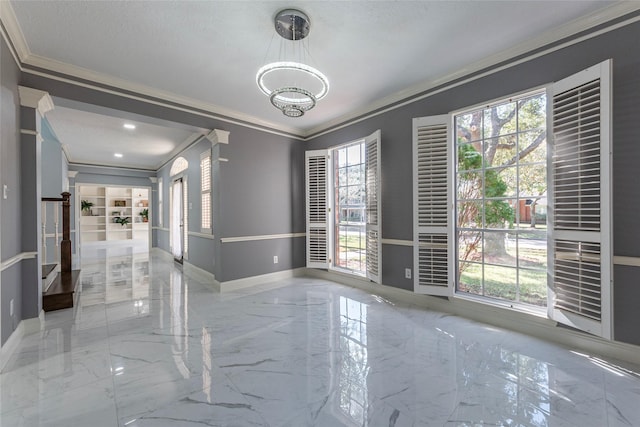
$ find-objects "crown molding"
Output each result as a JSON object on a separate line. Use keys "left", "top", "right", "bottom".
{"left": 149, "top": 177, "right": 158, "bottom": 184}
{"left": 0, "top": 1, "right": 29, "bottom": 62}
{"left": 5, "top": 1, "right": 639, "bottom": 141}
{"left": 22, "top": 53, "right": 305, "bottom": 138}
{"left": 304, "top": 2, "right": 640, "bottom": 139}
{"left": 18, "top": 86, "right": 54, "bottom": 115}
{"left": 67, "top": 171, "right": 78, "bottom": 178}
{"left": 205, "top": 129, "right": 230, "bottom": 146}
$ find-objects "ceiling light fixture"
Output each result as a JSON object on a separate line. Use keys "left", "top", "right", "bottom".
{"left": 114, "top": 153, "right": 123, "bottom": 158}
{"left": 256, "top": 9, "right": 329, "bottom": 118}
{"left": 123, "top": 123, "right": 136, "bottom": 130}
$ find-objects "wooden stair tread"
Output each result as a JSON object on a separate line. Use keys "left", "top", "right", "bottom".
{"left": 42, "top": 263, "right": 57, "bottom": 279}
{"left": 43, "top": 270, "right": 81, "bottom": 312}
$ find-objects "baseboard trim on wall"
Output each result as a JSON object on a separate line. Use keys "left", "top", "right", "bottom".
{"left": 0, "top": 310, "right": 43, "bottom": 373}
{"left": 152, "top": 227, "right": 170, "bottom": 232}
{"left": 1, "top": 251, "right": 37, "bottom": 272}
{"left": 216, "top": 268, "right": 307, "bottom": 292}
{"left": 182, "top": 260, "right": 217, "bottom": 286}
{"left": 220, "top": 233, "right": 305, "bottom": 244}
{"left": 305, "top": 269, "right": 640, "bottom": 368}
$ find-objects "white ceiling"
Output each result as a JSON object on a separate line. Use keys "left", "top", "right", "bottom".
{"left": 46, "top": 100, "right": 207, "bottom": 170}
{"left": 4, "top": 1, "right": 638, "bottom": 168}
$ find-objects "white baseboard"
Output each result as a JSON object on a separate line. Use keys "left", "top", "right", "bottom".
{"left": 183, "top": 260, "right": 217, "bottom": 287}
{"left": 0, "top": 310, "right": 43, "bottom": 373}
{"left": 216, "top": 268, "right": 306, "bottom": 292}
{"left": 306, "top": 269, "right": 640, "bottom": 368}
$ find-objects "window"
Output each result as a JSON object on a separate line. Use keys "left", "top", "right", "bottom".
{"left": 413, "top": 60, "right": 611, "bottom": 338}
{"left": 200, "top": 149, "right": 212, "bottom": 232}
{"left": 454, "top": 92, "right": 548, "bottom": 306}
{"left": 334, "top": 142, "right": 366, "bottom": 273}
{"left": 158, "top": 178, "right": 163, "bottom": 227}
{"left": 305, "top": 130, "right": 381, "bottom": 282}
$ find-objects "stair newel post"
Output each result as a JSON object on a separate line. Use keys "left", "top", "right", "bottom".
{"left": 61, "top": 191, "right": 72, "bottom": 273}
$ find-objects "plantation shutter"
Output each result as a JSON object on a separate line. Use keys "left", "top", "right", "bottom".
{"left": 365, "top": 130, "right": 382, "bottom": 283}
{"left": 306, "top": 150, "right": 331, "bottom": 269}
{"left": 548, "top": 60, "right": 612, "bottom": 339}
{"left": 413, "top": 115, "right": 453, "bottom": 296}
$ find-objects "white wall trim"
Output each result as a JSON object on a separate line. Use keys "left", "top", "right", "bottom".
{"left": 183, "top": 260, "right": 216, "bottom": 284}
{"left": 220, "top": 232, "right": 306, "bottom": 244}
{"left": 613, "top": 256, "right": 640, "bottom": 267}
{"left": 381, "top": 238, "right": 413, "bottom": 247}
{"left": 1, "top": 251, "right": 37, "bottom": 272}
{"left": 0, "top": 321, "right": 24, "bottom": 372}
{"left": 149, "top": 177, "right": 158, "bottom": 184}
{"left": 205, "top": 129, "right": 230, "bottom": 146}
{"left": 216, "top": 268, "right": 306, "bottom": 292}
{"left": 153, "top": 226, "right": 170, "bottom": 232}
{"left": 18, "top": 86, "right": 54, "bottom": 115}
{"left": 67, "top": 170, "right": 78, "bottom": 178}
{"left": 0, "top": 310, "right": 43, "bottom": 373}
{"left": 305, "top": 269, "right": 640, "bottom": 368}
{"left": 0, "top": 0, "right": 29, "bottom": 64}
{"left": 188, "top": 231, "right": 215, "bottom": 240}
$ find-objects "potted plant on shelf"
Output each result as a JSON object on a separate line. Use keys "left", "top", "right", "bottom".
{"left": 114, "top": 216, "right": 130, "bottom": 227}
{"left": 81, "top": 200, "right": 94, "bottom": 216}
{"left": 140, "top": 208, "right": 149, "bottom": 223}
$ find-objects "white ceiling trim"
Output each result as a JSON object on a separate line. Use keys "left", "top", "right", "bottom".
{"left": 154, "top": 132, "right": 205, "bottom": 171}
{"left": 305, "top": 1, "right": 640, "bottom": 138}
{"left": 22, "top": 53, "right": 303, "bottom": 136}
{"left": 0, "top": 0, "right": 28, "bottom": 63}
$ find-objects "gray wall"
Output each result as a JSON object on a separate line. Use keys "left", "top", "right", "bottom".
{"left": 1, "top": 35, "right": 23, "bottom": 344}
{"left": 306, "top": 20, "right": 640, "bottom": 345}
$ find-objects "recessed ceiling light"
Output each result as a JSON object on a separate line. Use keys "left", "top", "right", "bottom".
{"left": 114, "top": 153, "right": 123, "bottom": 158}
{"left": 123, "top": 123, "right": 136, "bottom": 130}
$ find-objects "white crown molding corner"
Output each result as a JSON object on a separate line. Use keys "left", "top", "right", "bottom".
{"left": 149, "top": 177, "right": 158, "bottom": 184}
{"left": 67, "top": 170, "right": 78, "bottom": 179}
{"left": 22, "top": 53, "right": 305, "bottom": 138}
{"left": 18, "top": 86, "right": 54, "bottom": 115}
{"left": 205, "top": 129, "right": 230, "bottom": 146}
{"left": 61, "top": 144, "right": 72, "bottom": 163}
{"left": 0, "top": 1, "right": 29, "bottom": 62}
{"left": 303, "top": 2, "right": 640, "bottom": 139}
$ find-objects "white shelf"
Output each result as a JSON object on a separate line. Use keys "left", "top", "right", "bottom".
{"left": 79, "top": 185, "right": 150, "bottom": 247}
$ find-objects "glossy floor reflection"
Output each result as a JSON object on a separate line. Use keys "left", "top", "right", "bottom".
{"left": 2, "top": 250, "right": 640, "bottom": 426}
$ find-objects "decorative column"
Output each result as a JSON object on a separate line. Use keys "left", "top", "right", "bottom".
{"left": 204, "top": 129, "right": 229, "bottom": 281}
{"left": 19, "top": 86, "right": 54, "bottom": 318}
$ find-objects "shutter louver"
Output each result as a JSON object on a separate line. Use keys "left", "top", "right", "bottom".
{"left": 365, "top": 130, "right": 382, "bottom": 283}
{"left": 306, "top": 150, "right": 330, "bottom": 268}
{"left": 549, "top": 60, "right": 612, "bottom": 339}
{"left": 413, "top": 115, "right": 452, "bottom": 295}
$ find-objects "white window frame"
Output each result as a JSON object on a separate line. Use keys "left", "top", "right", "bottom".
{"left": 305, "top": 130, "right": 382, "bottom": 282}
{"left": 158, "top": 177, "right": 163, "bottom": 227}
{"left": 413, "top": 60, "right": 612, "bottom": 339}
{"left": 200, "top": 149, "right": 212, "bottom": 234}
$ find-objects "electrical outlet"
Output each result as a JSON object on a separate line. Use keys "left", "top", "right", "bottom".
{"left": 404, "top": 268, "right": 412, "bottom": 279}
{"left": 9, "top": 299, "right": 14, "bottom": 316}
{"left": 273, "top": 255, "right": 279, "bottom": 264}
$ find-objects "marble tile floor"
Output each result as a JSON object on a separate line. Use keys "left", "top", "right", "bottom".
{"left": 2, "top": 250, "right": 640, "bottom": 426}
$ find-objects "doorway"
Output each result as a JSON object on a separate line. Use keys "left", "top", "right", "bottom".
{"left": 170, "top": 178, "right": 185, "bottom": 263}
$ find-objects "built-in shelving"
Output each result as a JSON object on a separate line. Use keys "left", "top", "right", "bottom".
{"left": 79, "top": 185, "right": 150, "bottom": 247}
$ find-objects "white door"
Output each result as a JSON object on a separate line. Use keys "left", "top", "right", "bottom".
{"left": 171, "top": 178, "right": 184, "bottom": 262}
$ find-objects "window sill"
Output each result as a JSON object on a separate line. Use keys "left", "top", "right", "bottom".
{"left": 453, "top": 291, "right": 548, "bottom": 320}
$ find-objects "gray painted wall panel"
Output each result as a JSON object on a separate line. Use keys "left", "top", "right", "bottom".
{"left": 613, "top": 265, "right": 640, "bottom": 346}
{"left": 187, "top": 235, "right": 214, "bottom": 275}
{"left": 381, "top": 244, "right": 414, "bottom": 291}
{"left": 1, "top": 266, "right": 21, "bottom": 344}
{"left": 219, "top": 237, "right": 304, "bottom": 283}
{"left": 1, "top": 36, "right": 22, "bottom": 345}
